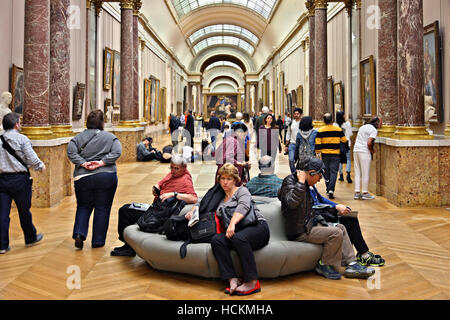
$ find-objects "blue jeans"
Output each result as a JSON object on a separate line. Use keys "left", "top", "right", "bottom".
{"left": 73, "top": 172, "right": 118, "bottom": 246}
{"left": 0, "top": 173, "right": 37, "bottom": 250}
{"left": 339, "top": 151, "right": 351, "bottom": 174}
{"left": 288, "top": 143, "right": 297, "bottom": 174}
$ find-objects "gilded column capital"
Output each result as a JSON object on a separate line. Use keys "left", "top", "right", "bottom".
{"left": 345, "top": 0, "right": 353, "bottom": 16}
{"left": 314, "top": 0, "right": 327, "bottom": 10}
{"left": 86, "top": 0, "right": 92, "bottom": 10}
{"left": 94, "top": 1, "right": 102, "bottom": 16}
{"left": 120, "top": 0, "right": 134, "bottom": 10}
{"left": 356, "top": 0, "right": 362, "bottom": 10}
{"left": 305, "top": 0, "right": 315, "bottom": 16}
{"left": 133, "top": 0, "right": 142, "bottom": 15}
{"left": 139, "top": 37, "right": 146, "bottom": 51}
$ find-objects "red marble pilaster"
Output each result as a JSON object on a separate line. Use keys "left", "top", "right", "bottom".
{"left": 119, "top": 0, "right": 134, "bottom": 123}
{"left": 23, "top": 0, "right": 50, "bottom": 127}
{"left": 50, "top": 0, "right": 71, "bottom": 125}
{"left": 397, "top": 0, "right": 424, "bottom": 126}
{"left": 133, "top": 1, "right": 141, "bottom": 122}
{"left": 306, "top": 0, "right": 315, "bottom": 118}
{"left": 378, "top": 0, "right": 398, "bottom": 127}
{"left": 314, "top": 0, "right": 327, "bottom": 121}
{"left": 85, "top": 1, "right": 91, "bottom": 120}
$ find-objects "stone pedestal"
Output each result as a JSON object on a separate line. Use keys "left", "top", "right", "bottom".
{"left": 111, "top": 127, "right": 145, "bottom": 163}
{"left": 369, "top": 139, "right": 450, "bottom": 207}
{"left": 29, "top": 140, "right": 74, "bottom": 208}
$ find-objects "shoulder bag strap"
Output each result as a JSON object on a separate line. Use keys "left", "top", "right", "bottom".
{"left": 0, "top": 135, "right": 31, "bottom": 176}
{"left": 79, "top": 130, "right": 100, "bottom": 152}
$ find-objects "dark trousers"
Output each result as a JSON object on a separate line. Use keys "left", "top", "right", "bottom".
{"left": 339, "top": 216, "right": 369, "bottom": 255}
{"left": 117, "top": 204, "right": 145, "bottom": 244}
{"left": 0, "top": 173, "right": 37, "bottom": 249}
{"left": 73, "top": 172, "right": 118, "bottom": 246}
{"left": 322, "top": 154, "right": 340, "bottom": 193}
{"left": 211, "top": 220, "right": 270, "bottom": 282}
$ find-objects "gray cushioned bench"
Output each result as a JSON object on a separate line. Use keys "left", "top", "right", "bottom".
{"left": 123, "top": 196, "right": 322, "bottom": 278}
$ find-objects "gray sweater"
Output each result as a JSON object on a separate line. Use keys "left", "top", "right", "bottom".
{"left": 67, "top": 129, "right": 122, "bottom": 177}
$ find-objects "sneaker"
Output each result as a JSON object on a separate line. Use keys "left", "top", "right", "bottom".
{"left": 315, "top": 261, "right": 341, "bottom": 280}
{"left": 110, "top": 244, "right": 136, "bottom": 257}
{"left": 361, "top": 193, "right": 375, "bottom": 200}
{"left": 357, "top": 252, "right": 385, "bottom": 267}
{"left": 344, "top": 262, "right": 375, "bottom": 279}
{"left": 328, "top": 191, "right": 335, "bottom": 199}
{"left": 338, "top": 173, "right": 344, "bottom": 181}
{"left": 346, "top": 173, "right": 352, "bottom": 183}
{"left": 26, "top": 233, "right": 44, "bottom": 247}
{"left": 354, "top": 192, "right": 361, "bottom": 200}
{"left": 0, "top": 246, "right": 11, "bottom": 254}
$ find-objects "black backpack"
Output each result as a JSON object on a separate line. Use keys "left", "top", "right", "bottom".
{"left": 162, "top": 215, "right": 189, "bottom": 241}
{"left": 137, "top": 198, "right": 186, "bottom": 233}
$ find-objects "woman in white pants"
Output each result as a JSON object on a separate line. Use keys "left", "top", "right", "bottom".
{"left": 352, "top": 117, "right": 382, "bottom": 200}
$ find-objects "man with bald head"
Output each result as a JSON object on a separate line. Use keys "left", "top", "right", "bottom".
{"left": 246, "top": 155, "right": 283, "bottom": 198}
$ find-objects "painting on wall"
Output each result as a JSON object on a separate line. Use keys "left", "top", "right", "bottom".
{"left": 150, "top": 77, "right": 157, "bottom": 122}
{"left": 103, "top": 47, "right": 113, "bottom": 91}
{"left": 333, "top": 81, "right": 344, "bottom": 114}
{"left": 327, "top": 76, "right": 334, "bottom": 115}
{"left": 155, "top": 79, "right": 161, "bottom": 122}
{"left": 72, "top": 82, "right": 85, "bottom": 121}
{"left": 360, "top": 55, "right": 376, "bottom": 117}
{"left": 291, "top": 89, "right": 297, "bottom": 107}
{"left": 297, "top": 85, "right": 303, "bottom": 109}
{"left": 112, "top": 50, "right": 121, "bottom": 107}
{"left": 206, "top": 94, "right": 238, "bottom": 119}
{"left": 143, "top": 78, "right": 151, "bottom": 121}
{"left": 424, "top": 20, "right": 442, "bottom": 122}
{"left": 161, "top": 87, "right": 167, "bottom": 123}
{"left": 10, "top": 64, "right": 24, "bottom": 114}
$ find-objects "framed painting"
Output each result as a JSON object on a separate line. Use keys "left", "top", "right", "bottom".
{"left": 297, "top": 85, "right": 303, "bottom": 109}
{"left": 72, "top": 82, "right": 85, "bottom": 121}
{"left": 161, "top": 87, "right": 167, "bottom": 123}
{"left": 424, "top": 21, "right": 442, "bottom": 122}
{"left": 360, "top": 55, "right": 376, "bottom": 117}
{"left": 143, "top": 78, "right": 151, "bottom": 121}
{"left": 291, "top": 89, "right": 297, "bottom": 107}
{"left": 205, "top": 94, "right": 238, "bottom": 119}
{"left": 327, "top": 76, "right": 333, "bottom": 114}
{"left": 155, "top": 79, "right": 161, "bottom": 122}
{"left": 112, "top": 50, "right": 121, "bottom": 107}
{"left": 10, "top": 64, "right": 24, "bottom": 114}
{"left": 103, "top": 47, "right": 113, "bottom": 90}
{"left": 333, "top": 81, "right": 344, "bottom": 114}
{"left": 150, "top": 77, "right": 157, "bottom": 122}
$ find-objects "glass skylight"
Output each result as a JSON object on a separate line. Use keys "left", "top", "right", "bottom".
{"left": 193, "top": 36, "right": 255, "bottom": 55}
{"left": 172, "top": 0, "right": 277, "bottom": 20}
{"left": 188, "top": 24, "right": 259, "bottom": 45}
{"left": 205, "top": 61, "right": 243, "bottom": 71}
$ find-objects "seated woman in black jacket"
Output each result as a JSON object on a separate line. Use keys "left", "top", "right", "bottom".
{"left": 185, "top": 163, "right": 270, "bottom": 296}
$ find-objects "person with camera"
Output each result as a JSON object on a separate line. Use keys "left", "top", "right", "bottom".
{"left": 277, "top": 157, "right": 375, "bottom": 280}
{"left": 111, "top": 154, "right": 197, "bottom": 257}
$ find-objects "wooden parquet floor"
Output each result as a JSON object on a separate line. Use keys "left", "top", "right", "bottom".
{"left": 1, "top": 132, "right": 449, "bottom": 300}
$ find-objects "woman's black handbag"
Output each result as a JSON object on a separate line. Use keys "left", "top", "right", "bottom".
{"left": 179, "top": 211, "right": 217, "bottom": 259}
{"left": 219, "top": 200, "right": 258, "bottom": 231}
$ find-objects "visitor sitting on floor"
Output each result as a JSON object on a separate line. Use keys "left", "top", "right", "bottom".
{"left": 160, "top": 145, "right": 173, "bottom": 163}
{"left": 246, "top": 156, "right": 283, "bottom": 198}
{"left": 137, "top": 137, "right": 161, "bottom": 161}
{"left": 111, "top": 154, "right": 198, "bottom": 257}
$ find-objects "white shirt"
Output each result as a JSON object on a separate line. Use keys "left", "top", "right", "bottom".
{"left": 353, "top": 124, "right": 377, "bottom": 153}
{"left": 286, "top": 119, "right": 301, "bottom": 144}
{"left": 334, "top": 121, "right": 353, "bottom": 147}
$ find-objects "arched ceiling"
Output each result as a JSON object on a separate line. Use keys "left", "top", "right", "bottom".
{"left": 208, "top": 75, "right": 240, "bottom": 88}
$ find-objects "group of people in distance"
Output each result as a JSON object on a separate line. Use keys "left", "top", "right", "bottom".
{"left": 0, "top": 107, "right": 385, "bottom": 298}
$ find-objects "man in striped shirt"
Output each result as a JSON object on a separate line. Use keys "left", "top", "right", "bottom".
{"left": 315, "top": 113, "right": 347, "bottom": 199}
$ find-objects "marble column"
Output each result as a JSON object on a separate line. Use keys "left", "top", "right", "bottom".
{"left": 245, "top": 82, "right": 250, "bottom": 113}
{"left": 394, "top": 0, "right": 431, "bottom": 139}
{"left": 377, "top": 0, "right": 398, "bottom": 137}
{"left": 132, "top": 1, "right": 141, "bottom": 124}
{"left": 119, "top": 0, "right": 135, "bottom": 127}
{"left": 84, "top": 0, "right": 91, "bottom": 122}
{"left": 314, "top": 0, "right": 327, "bottom": 124}
{"left": 353, "top": 0, "right": 362, "bottom": 127}
{"left": 196, "top": 83, "right": 201, "bottom": 113}
{"left": 22, "top": 0, "right": 52, "bottom": 139}
{"left": 306, "top": 0, "right": 315, "bottom": 119}
{"left": 49, "top": 0, "right": 72, "bottom": 137}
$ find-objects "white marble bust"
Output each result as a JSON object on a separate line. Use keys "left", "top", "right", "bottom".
{"left": 105, "top": 105, "right": 114, "bottom": 127}
{"left": 0, "top": 91, "right": 13, "bottom": 130}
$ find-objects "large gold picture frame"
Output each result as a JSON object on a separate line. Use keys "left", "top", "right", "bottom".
{"left": 112, "top": 50, "right": 121, "bottom": 107}
{"left": 103, "top": 47, "right": 113, "bottom": 91}
{"left": 360, "top": 55, "right": 376, "bottom": 117}
{"left": 143, "top": 78, "right": 151, "bottom": 122}
{"left": 333, "top": 80, "right": 344, "bottom": 114}
{"left": 10, "top": 64, "right": 24, "bottom": 114}
{"left": 424, "top": 20, "right": 442, "bottom": 122}
{"left": 297, "top": 85, "right": 303, "bottom": 109}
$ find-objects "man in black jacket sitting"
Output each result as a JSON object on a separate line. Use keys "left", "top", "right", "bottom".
{"left": 277, "top": 157, "right": 375, "bottom": 280}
